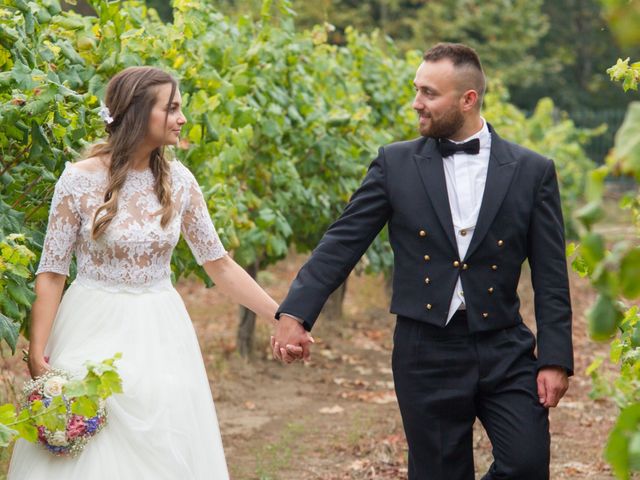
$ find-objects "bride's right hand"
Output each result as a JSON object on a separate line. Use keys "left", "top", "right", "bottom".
{"left": 28, "top": 354, "right": 51, "bottom": 379}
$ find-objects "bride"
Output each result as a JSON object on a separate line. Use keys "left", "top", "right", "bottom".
{"left": 7, "top": 66, "right": 308, "bottom": 479}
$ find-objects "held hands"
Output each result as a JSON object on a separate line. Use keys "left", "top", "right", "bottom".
{"left": 271, "top": 315, "right": 314, "bottom": 364}
{"left": 536, "top": 366, "right": 569, "bottom": 408}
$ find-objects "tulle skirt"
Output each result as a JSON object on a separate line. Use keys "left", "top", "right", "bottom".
{"left": 7, "top": 280, "right": 229, "bottom": 479}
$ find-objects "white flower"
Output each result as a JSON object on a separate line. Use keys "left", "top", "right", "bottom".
{"left": 49, "top": 430, "right": 69, "bottom": 446}
{"left": 98, "top": 101, "right": 114, "bottom": 124}
{"left": 43, "top": 376, "right": 67, "bottom": 398}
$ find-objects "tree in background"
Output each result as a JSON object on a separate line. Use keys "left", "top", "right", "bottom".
{"left": 218, "top": 0, "right": 550, "bottom": 90}
{"left": 212, "top": 0, "right": 639, "bottom": 162}
{"left": 511, "top": 0, "right": 638, "bottom": 112}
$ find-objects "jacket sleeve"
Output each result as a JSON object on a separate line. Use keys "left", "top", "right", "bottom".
{"left": 527, "top": 159, "right": 574, "bottom": 376}
{"left": 276, "top": 148, "right": 392, "bottom": 330}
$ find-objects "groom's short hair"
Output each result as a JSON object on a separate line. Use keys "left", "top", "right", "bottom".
{"left": 423, "top": 43, "right": 486, "bottom": 110}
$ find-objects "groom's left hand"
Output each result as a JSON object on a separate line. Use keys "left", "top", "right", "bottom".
{"left": 271, "top": 315, "right": 314, "bottom": 364}
{"left": 536, "top": 366, "right": 569, "bottom": 408}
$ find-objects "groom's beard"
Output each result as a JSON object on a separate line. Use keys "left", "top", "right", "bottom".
{"left": 418, "top": 106, "right": 465, "bottom": 139}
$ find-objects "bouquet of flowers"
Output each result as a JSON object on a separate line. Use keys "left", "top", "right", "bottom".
{"left": 20, "top": 369, "right": 108, "bottom": 457}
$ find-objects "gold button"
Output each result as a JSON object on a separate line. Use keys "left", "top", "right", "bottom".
{"left": 426, "top": 304, "right": 432, "bottom": 310}
{"left": 425, "top": 277, "right": 430, "bottom": 284}
{"left": 498, "top": 240, "right": 504, "bottom": 247}
{"left": 424, "top": 255, "right": 430, "bottom": 261}
{"left": 482, "top": 312, "right": 489, "bottom": 318}
{"left": 460, "top": 291, "right": 464, "bottom": 296}
{"left": 491, "top": 265, "right": 498, "bottom": 270}
{"left": 460, "top": 229, "right": 467, "bottom": 236}
{"left": 462, "top": 263, "right": 469, "bottom": 270}
{"left": 488, "top": 287, "right": 494, "bottom": 294}
{"left": 453, "top": 260, "right": 460, "bottom": 268}
{"left": 419, "top": 230, "right": 427, "bottom": 237}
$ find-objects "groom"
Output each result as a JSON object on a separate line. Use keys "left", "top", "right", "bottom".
{"left": 273, "top": 43, "right": 572, "bottom": 479}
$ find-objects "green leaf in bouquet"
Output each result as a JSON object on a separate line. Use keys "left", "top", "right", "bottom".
{"left": 70, "top": 396, "right": 98, "bottom": 418}
{"left": 30, "top": 400, "right": 44, "bottom": 416}
{"left": 41, "top": 404, "right": 66, "bottom": 433}
{"left": 12, "top": 409, "right": 37, "bottom": 443}
{"left": 101, "top": 370, "right": 122, "bottom": 396}
{"left": 0, "top": 423, "right": 18, "bottom": 448}
{"left": 63, "top": 379, "right": 88, "bottom": 398}
{"left": 0, "top": 404, "right": 17, "bottom": 426}
{"left": 81, "top": 375, "right": 100, "bottom": 397}
{"left": 84, "top": 353, "right": 122, "bottom": 376}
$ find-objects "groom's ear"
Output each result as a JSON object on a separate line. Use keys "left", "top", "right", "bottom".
{"left": 460, "top": 89, "right": 479, "bottom": 112}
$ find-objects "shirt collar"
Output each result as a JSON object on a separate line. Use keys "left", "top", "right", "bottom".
{"left": 450, "top": 117, "right": 490, "bottom": 148}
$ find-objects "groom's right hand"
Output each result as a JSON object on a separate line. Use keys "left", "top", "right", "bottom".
{"left": 271, "top": 315, "right": 314, "bottom": 364}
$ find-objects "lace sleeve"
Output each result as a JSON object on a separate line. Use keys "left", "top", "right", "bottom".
{"left": 180, "top": 168, "right": 227, "bottom": 265}
{"left": 35, "top": 167, "right": 81, "bottom": 276}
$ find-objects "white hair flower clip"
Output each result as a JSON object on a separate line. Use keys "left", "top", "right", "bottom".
{"left": 98, "top": 100, "right": 114, "bottom": 125}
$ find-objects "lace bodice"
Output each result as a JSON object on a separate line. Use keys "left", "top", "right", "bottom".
{"left": 36, "top": 160, "right": 227, "bottom": 291}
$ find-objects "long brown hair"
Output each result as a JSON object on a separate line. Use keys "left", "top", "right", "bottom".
{"left": 87, "top": 66, "right": 178, "bottom": 240}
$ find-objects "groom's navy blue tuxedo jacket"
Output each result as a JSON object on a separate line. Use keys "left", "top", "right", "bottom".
{"left": 277, "top": 125, "right": 574, "bottom": 376}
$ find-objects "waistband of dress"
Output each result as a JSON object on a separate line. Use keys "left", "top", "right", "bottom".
{"left": 72, "top": 276, "right": 174, "bottom": 293}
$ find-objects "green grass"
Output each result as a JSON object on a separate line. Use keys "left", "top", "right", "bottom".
{"left": 255, "top": 422, "right": 306, "bottom": 480}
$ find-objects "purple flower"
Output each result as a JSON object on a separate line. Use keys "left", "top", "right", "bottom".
{"left": 85, "top": 417, "right": 100, "bottom": 433}
{"left": 46, "top": 444, "right": 68, "bottom": 455}
{"left": 43, "top": 397, "right": 51, "bottom": 408}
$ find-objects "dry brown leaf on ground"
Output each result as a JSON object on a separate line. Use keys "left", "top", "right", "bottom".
{"left": 319, "top": 405, "right": 345, "bottom": 414}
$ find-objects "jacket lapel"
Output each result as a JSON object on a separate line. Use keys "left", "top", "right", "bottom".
{"left": 413, "top": 138, "right": 458, "bottom": 253}
{"left": 463, "top": 126, "right": 517, "bottom": 261}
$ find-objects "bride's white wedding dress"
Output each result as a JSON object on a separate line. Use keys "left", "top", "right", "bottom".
{"left": 8, "top": 159, "right": 230, "bottom": 479}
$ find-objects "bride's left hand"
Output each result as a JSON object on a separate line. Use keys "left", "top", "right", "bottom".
{"left": 27, "top": 352, "right": 52, "bottom": 379}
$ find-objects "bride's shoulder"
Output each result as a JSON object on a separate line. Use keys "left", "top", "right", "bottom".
{"left": 65, "top": 156, "right": 108, "bottom": 174}
{"left": 170, "top": 159, "right": 197, "bottom": 184}
{"left": 55, "top": 157, "right": 107, "bottom": 196}
{"left": 67, "top": 157, "right": 106, "bottom": 172}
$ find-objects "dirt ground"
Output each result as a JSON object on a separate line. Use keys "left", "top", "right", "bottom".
{"left": 0, "top": 254, "right": 622, "bottom": 479}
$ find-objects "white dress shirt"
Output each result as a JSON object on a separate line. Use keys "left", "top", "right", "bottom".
{"left": 442, "top": 118, "right": 491, "bottom": 324}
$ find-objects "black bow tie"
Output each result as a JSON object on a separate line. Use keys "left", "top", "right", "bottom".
{"left": 437, "top": 138, "right": 480, "bottom": 157}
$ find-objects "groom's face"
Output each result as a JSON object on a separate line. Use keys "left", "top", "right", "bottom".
{"left": 412, "top": 59, "right": 465, "bottom": 139}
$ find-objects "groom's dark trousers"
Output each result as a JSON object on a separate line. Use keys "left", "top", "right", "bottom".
{"left": 277, "top": 125, "right": 573, "bottom": 480}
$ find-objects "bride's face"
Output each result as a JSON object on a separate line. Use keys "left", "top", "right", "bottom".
{"left": 147, "top": 83, "right": 186, "bottom": 147}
